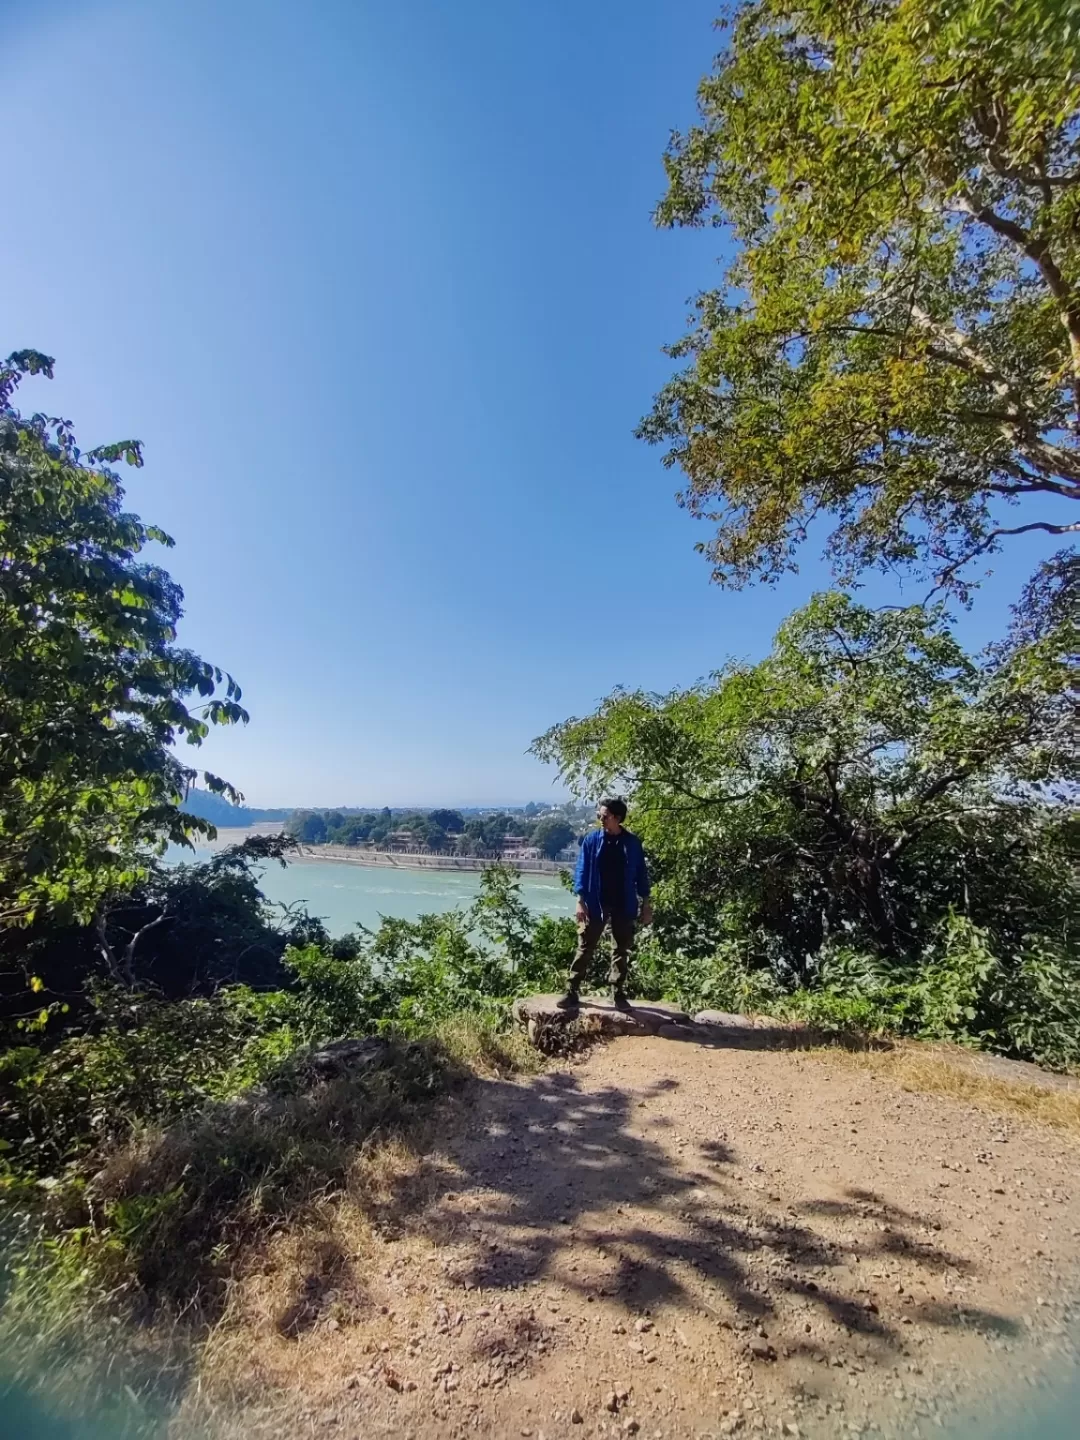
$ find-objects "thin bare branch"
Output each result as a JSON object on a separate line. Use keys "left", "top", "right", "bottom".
{"left": 929, "top": 519, "right": 1080, "bottom": 603}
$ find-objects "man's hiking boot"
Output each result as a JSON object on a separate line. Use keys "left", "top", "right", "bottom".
{"left": 556, "top": 988, "right": 580, "bottom": 1011}
{"left": 611, "top": 988, "right": 632, "bottom": 1011}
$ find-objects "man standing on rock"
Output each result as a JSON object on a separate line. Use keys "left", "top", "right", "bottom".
{"left": 558, "top": 797, "right": 652, "bottom": 1012}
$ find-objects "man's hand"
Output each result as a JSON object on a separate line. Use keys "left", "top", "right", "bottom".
{"left": 639, "top": 902, "right": 653, "bottom": 927}
{"left": 576, "top": 900, "right": 589, "bottom": 925}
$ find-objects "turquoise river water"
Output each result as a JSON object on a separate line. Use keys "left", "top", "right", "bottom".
{"left": 169, "top": 829, "right": 574, "bottom": 935}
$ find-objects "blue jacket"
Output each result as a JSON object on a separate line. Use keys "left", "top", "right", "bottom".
{"left": 573, "top": 827, "right": 651, "bottom": 921}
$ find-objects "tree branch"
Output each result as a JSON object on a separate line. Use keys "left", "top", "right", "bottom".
{"left": 953, "top": 192, "right": 1080, "bottom": 431}
{"left": 904, "top": 303, "right": 1080, "bottom": 480}
{"left": 810, "top": 313, "right": 1080, "bottom": 487}
{"left": 976, "top": 439, "right": 1080, "bottom": 492}
{"left": 984, "top": 474, "right": 1080, "bottom": 501}
{"left": 826, "top": 626, "right": 864, "bottom": 670}
{"left": 985, "top": 149, "right": 1071, "bottom": 204}
{"left": 634, "top": 770, "right": 756, "bottom": 808}
{"left": 96, "top": 906, "right": 171, "bottom": 985}
{"left": 908, "top": 302, "right": 1015, "bottom": 397}
{"left": 975, "top": 106, "right": 1078, "bottom": 199}
{"left": 929, "top": 519, "right": 1080, "bottom": 601}
{"left": 120, "top": 911, "right": 171, "bottom": 983}
{"left": 96, "top": 910, "right": 119, "bottom": 981}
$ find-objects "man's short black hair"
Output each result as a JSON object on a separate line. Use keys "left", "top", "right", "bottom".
{"left": 599, "top": 797, "right": 628, "bottom": 822}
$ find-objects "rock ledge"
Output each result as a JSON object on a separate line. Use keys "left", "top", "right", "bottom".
{"left": 512, "top": 995, "right": 811, "bottom": 1049}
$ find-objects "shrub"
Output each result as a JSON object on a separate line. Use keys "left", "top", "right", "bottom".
{"left": 1002, "top": 935, "right": 1080, "bottom": 1072}
{"left": 908, "top": 913, "right": 1006, "bottom": 1049}
{"left": 0, "top": 1035, "right": 469, "bottom": 1418}
{"left": 0, "top": 987, "right": 294, "bottom": 1179}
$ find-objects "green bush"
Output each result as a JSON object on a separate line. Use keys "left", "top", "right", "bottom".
{"left": 781, "top": 988, "right": 894, "bottom": 1037}
{"left": 640, "top": 936, "right": 786, "bottom": 1018}
{"left": 282, "top": 942, "right": 386, "bottom": 1042}
{"left": 1005, "top": 935, "right": 1080, "bottom": 1072}
{"left": 631, "top": 916, "right": 1080, "bottom": 1067}
{"left": 909, "top": 913, "right": 1006, "bottom": 1049}
{"left": 0, "top": 868, "right": 575, "bottom": 1188}
{"left": 0, "top": 988, "right": 287, "bottom": 1179}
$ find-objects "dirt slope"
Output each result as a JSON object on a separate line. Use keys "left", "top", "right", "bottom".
{"left": 209, "top": 1034, "right": 1080, "bottom": 1440}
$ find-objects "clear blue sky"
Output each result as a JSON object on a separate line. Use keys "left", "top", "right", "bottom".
{"left": 3, "top": 1, "right": 1064, "bottom": 806}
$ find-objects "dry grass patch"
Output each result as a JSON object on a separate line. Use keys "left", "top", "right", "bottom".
{"left": 431, "top": 1012, "right": 544, "bottom": 1077}
{"left": 1, "top": 1026, "right": 533, "bottom": 1433}
{"left": 189, "top": 1144, "right": 463, "bottom": 1421}
{"left": 811, "top": 1041, "right": 1080, "bottom": 1137}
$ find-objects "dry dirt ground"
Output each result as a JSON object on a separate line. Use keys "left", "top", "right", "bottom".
{"left": 203, "top": 1028, "right": 1080, "bottom": 1440}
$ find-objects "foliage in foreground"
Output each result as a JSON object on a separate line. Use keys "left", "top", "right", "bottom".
{"left": 0, "top": 841, "right": 1076, "bottom": 1422}
{"left": 634, "top": 913, "right": 1080, "bottom": 1074}
{"left": 0, "top": 865, "right": 571, "bottom": 1183}
{"left": 0, "top": 865, "right": 566, "bottom": 1412}
{"left": 0, "top": 833, "right": 326, "bottom": 1034}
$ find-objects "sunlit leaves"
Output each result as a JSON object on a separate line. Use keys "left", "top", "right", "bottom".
{"left": 534, "top": 590, "right": 1076, "bottom": 965}
{"left": 643, "top": 0, "right": 1080, "bottom": 591}
{"left": 1, "top": 351, "right": 249, "bottom": 926}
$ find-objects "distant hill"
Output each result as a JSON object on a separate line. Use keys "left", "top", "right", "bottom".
{"left": 182, "top": 790, "right": 294, "bottom": 828}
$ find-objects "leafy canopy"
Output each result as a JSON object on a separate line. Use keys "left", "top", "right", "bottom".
{"left": 533, "top": 588, "right": 1076, "bottom": 965}
{"left": 529, "top": 815, "right": 576, "bottom": 858}
{"left": 640, "top": 0, "right": 1080, "bottom": 594}
{"left": 0, "top": 350, "right": 248, "bottom": 926}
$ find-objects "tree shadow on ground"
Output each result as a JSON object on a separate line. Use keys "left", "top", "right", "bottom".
{"left": 535, "top": 996, "right": 894, "bottom": 1054}
{"left": 380, "top": 1065, "right": 1020, "bottom": 1373}
{"left": 653, "top": 1020, "right": 892, "bottom": 1055}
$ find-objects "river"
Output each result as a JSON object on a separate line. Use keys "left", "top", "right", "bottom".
{"left": 168, "top": 828, "right": 575, "bottom": 935}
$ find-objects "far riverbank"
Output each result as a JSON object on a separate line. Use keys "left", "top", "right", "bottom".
{"left": 296, "top": 844, "right": 571, "bottom": 876}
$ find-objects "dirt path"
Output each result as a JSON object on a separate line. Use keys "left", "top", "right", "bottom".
{"left": 213, "top": 1035, "right": 1080, "bottom": 1440}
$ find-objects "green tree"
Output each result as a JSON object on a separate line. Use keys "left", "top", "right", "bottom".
{"left": 0, "top": 351, "right": 247, "bottom": 927}
{"left": 533, "top": 591, "right": 1075, "bottom": 968}
{"left": 469, "top": 863, "right": 534, "bottom": 979}
{"left": 529, "top": 816, "right": 576, "bottom": 859}
{"left": 293, "top": 812, "right": 328, "bottom": 845}
{"left": 479, "top": 813, "right": 515, "bottom": 850}
{"left": 640, "top": 0, "right": 1080, "bottom": 595}
{"left": 429, "top": 808, "right": 464, "bottom": 834}
{"left": 336, "top": 817, "right": 372, "bottom": 846}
